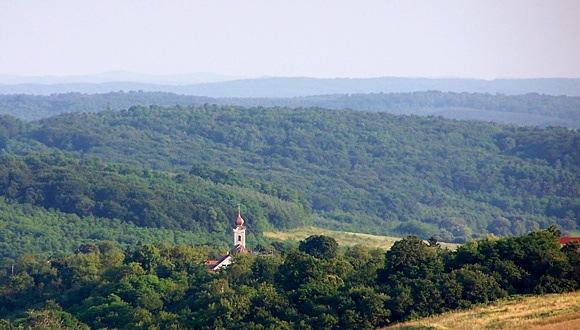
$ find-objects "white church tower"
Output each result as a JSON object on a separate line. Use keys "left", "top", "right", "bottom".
{"left": 207, "top": 206, "right": 249, "bottom": 271}
{"left": 233, "top": 205, "right": 246, "bottom": 250}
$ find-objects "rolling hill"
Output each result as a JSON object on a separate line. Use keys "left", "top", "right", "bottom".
{"left": 0, "top": 150, "right": 310, "bottom": 260}
{"left": 1, "top": 91, "right": 578, "bottom": 128}
{"left": 2, "top": 105, "right": 577, "bottom": 242}
{"left": 0, "top": 197, "right": 221, "bottom": 261}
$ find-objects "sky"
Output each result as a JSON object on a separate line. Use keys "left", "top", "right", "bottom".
{"left": 0, "top": 0, "right": 579, "bottom": 79}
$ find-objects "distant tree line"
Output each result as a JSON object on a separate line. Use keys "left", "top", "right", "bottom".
{"left": 1, "top": 91, "right": 579, "bottom": 127}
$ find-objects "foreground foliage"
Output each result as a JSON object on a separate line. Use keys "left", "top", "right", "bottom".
{"left": 0, "top": 228, "right": 577, "bottom": 329}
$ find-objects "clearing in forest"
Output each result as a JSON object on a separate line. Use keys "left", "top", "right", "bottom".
{"left": 264, "top": 226, "right": 458, "bottom": 250}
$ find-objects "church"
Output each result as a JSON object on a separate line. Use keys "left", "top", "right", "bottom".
{"left": 205, "top": 206, "right": 248, "bottom": 271}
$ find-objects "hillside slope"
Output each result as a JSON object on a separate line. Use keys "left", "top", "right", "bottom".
{"left": 4, "top": 105, "right": 577, "bottom": 241}
{"left": 385, "top": 291, "right": 580, "bottom": 330}
{"left": 0, "top": 153, "right": 309, "bottom": 231}
{"left": 0, "top": 197, "right": 222, "bottom": 261}
{"left": 0, "top": 151, "right": 311, "bottom": 259}
{"left": 228, "top": 92, "right": 580, "bottom": 128}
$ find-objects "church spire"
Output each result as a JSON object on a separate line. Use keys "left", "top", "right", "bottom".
{"left": 233, "top": 205, "right": 246, "bottom": 249}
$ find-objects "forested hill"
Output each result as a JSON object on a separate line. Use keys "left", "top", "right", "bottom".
{"left": 3, "top": 105, "right": 578, "bottom": 242}
{"left": 0, "top": 92, "right": 211, "bottom": 121}
{"left": 228, "top": 92, "right": 580, "bottom": 129}
{"left": 0, "top": 150, "right": 310, "bottom": 259}
{"left": 1, "top": 91, "right": 579, "bottom": 128}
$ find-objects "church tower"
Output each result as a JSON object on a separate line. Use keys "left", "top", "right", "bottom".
{"left": 233, "top": 205, "right": 246, "bottom": 250}
{"left": 206, "top": 205, "right": 249, "bottom": 271}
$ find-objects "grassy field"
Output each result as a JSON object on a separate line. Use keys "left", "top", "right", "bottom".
{"left": 263, "top": 226, "right": 458, "bottom": 250}
{"left": 564, "top": 229, "right": 580, "bottom": 236}
{"left": 385, "top": 291, "right": 580, "bottom": 330}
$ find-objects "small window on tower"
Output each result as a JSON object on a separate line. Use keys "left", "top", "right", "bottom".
{"left": 238, "top": 235, "right": 241, "bottom": 242}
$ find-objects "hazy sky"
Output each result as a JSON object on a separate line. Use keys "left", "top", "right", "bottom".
{"left": 1, "top": 0, "right": 579, "bottom": 79}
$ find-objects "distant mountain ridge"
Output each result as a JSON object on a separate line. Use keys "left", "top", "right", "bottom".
{"left": 0, "top": 71, "right": 242, "bottom": 85}
{"left": 1, "top": 76, "right": 579, "bottom": 97}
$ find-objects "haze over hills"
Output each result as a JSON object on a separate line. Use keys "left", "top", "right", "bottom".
{"left": 0, "top": 71, "right": 242, "bottom": 85}
{"left": 2, "top": 1, "right": 579, "bottom": 328}
{"left": 1, "top": 76, "right": 579, "bottom": 97}
{"left": 2, "top": 91, "right": 579, "bottom": 128}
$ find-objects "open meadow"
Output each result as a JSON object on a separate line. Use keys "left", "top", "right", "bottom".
{"left": 264, "top": 226, "right": 459, "bottom": 250}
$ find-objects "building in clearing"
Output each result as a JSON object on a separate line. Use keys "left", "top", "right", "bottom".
{"left": 206, "top": 206, "right": 249, "bottom": 271}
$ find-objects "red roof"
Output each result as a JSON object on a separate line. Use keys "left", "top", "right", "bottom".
{"left": 206, "top": 253, "right": 232, "bottom": 271}
{"left": 559, "top": 236, "right": 580, "bottom": 245}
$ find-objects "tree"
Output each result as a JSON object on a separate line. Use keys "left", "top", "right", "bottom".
{"left": 380, "top": 236, "right": 443, "bottom": 282}
{"left": 299, "top": 235, "right": 338, "bottom": 260}
{"left": 128, "top": 244, "right": 162, "bottom": 274}
{"left": 13, "top": 302, "right": 89, "bottom": 330}
{"left": 276, "top": 251, "right": 323, "bottom": 291}
{"left": 251, "top": 256, "right": 282, "bottom": 284}
{"left": 339, "top": 286, "right": 390, "bottom": 329}
{"left": 453, "top": 267, "right": 506, "bottom": 304}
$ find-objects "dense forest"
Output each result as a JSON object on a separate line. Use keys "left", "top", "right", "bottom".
{"left": 0, "top": 153, "right": 308, "bottom": 231}
{"left": 1, "top": 105, "right": 576, "bottom": 243}
{"left": 0, "top": 197, "right": 223, "bottom": 261}
{"left": 0, "top": 150, "right": 310, "bottom": 261}
{"left": 0, "top": 229, "right": 578, "bottom": 329}
{"left": 0, "top": 93, "right": 211, "bottom": 121}
{"left": 230, "top": 91, "right": 580, "bottom": 128}
{"left": 1, "top": 91, "right": 579, "bottom": 128}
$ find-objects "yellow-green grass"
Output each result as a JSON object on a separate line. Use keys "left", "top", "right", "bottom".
{"left": 385, "top": 291, "right": 580, "bottom": 330}
{"left": 263, "top": 226, "right": 458, "bottom": 250}
{"left": 564, "top": 229, "right": 580, "bottom": 236}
